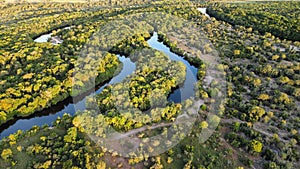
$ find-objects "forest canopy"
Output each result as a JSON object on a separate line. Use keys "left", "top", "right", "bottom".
{"left": 0, "top": 1, "right": 299, "bottom": 169}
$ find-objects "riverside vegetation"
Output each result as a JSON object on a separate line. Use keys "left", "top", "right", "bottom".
{"left": 0, "top": 0, "right": 299, "bottom": 169}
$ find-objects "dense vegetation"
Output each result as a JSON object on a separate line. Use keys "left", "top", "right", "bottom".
{"left": 207, "top": 1, "right": 300, "bottom": 41}
{"left": 205, "top": 2, "right": 300, "bottom": 168}
{"left": 0, "top": 5, "right": 124, "bottom": 125}
{"left": 0, "top": 0, "right": 299, "bottom": 169}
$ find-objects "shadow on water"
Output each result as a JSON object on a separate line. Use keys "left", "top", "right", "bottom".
{"left": 0, "top": 33, "right": 198, "bottom": 139}
{"left": 147, "top": 32, "right": 198, "bottom": 103}
{"left": 0, "top": 56, "right": 135, "bottom": 139}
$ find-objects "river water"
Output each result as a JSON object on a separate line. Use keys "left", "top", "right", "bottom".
{"left": 148, "top": 32, "right": 198, "bottom": 103}
{"left": 0, "top": 32, "right": 198, "bottom": 139}
{"left": 197, "top": 8, "right": 210, "bottom": 18}
{"left": 34, "top": 26, "right": 71, "bottom": 44}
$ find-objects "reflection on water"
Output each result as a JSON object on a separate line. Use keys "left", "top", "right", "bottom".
{"left": 0, "top": 56, "right": 135, "bottom": 139}
{"left": 0, "top": 33, "right": 198, "bottom": 139}
{"left": 147, "top": 32, "right": 198, "bottom": 103}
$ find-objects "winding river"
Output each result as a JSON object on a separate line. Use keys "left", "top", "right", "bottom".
{"left": 0, "top": 32, "right": 198, "bottom": 139}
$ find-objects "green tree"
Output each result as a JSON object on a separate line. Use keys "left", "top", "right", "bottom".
{"left": 1, "top": 148, "right": 13, "bottom": 161}
{"left": 248, "top": 106, "right": 265, "bottom": 122}
{"left": 0, "top": 111, "right": 7, "bottom": 122}
{"left": 200, "top": 121, "right": 208, "bottom": 129}
{"left": 250, "top": 140, "right": 263, "bottom": 153}
{"left": 64, "top": 127, "right": 77, "bottom": 143}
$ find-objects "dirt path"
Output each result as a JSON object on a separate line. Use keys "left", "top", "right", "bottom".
{"left": 222, "top": 118, "right": 289, "bottom": 143}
